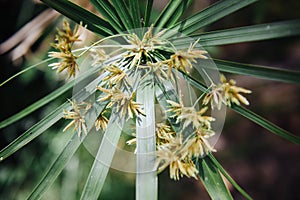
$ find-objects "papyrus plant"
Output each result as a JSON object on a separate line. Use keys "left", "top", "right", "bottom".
{"left": 1, "top": 0, "right": 300, "bottom": 200}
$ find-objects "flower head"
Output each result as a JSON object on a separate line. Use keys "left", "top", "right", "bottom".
{"left": 124, "top": 26, "right": 166, "bottom": 68}
{"left": 167, "top": 40, "right": 207, "bottom": 74}
{"left": 55, "top": 20, "right": 81, "bottom": 44}
{"left": 49, "top": 20, "right": 81, "bottom": 78}
{"left": 221, "top": 74, "right": 252, "bottom": 106}
{"left": 63, "top": 100, "right": 88, "bottom": 137}
{"left": 203, "top": 74, "right": 252, "bottom": 109}
{"left": 97, "top": 86, "right": 145, "bottom": 120}
{"left": 49, "top": 51, "right": 78, "bottom": 78}
{"left": 167, "top": 100, "right": 215, "bottom": 130}
{"left": 202, "top": 84, "right": 224, "bottom": 110}
{"left": 156, "top": 136, "right": 198, "bottom": 180}
{"left": 181, "top": 131, "right": 216, "bottom": 158}
{"left": 156, "top": 122, "right": 176, "bottom": 146}
{"left": 95, "top": 110, "right": 109, "bottom": 131}
{"left": 102, "top": 65, "right": 131, "bottom": 89}
{"left": 138, "top": 61, "right": 172, "bottom": 84}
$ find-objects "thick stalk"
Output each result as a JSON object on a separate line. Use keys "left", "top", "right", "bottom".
{"left": 136, "top": 83, "right": 157, "bottom": 200}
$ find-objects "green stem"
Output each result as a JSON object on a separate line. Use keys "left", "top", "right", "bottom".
{"left": 136, "top": 82, "right": 157, "bottom": 200}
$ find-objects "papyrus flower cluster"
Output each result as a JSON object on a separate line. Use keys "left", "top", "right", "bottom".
{"left": 51, "top": 22, "right": 251, "bottom": 180}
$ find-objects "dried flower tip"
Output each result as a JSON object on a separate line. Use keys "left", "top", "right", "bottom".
{"left": 95, "top": 110, "right": 109, "bottom": 131}
{"left": 221, "top": 74, "right": 252, "bottom": 106}
{"left": 49, "top": 51, "right": 79, "bottom": 78}
{"left": 57, "top": 20, "right": 81, "bottom": 44}
{"left": 166, "top": 99, "right": 184, "bottom": 118}
{"left": 103, "top": 65, "right": 131, "bottom": 88}
{"left": 139, "top": 62, "right": 173, "bottom": 82}
{"left": 181, "top": 133, "right": 216, "bottom": 158}
{"left": 124, "top": 26, "right": 167, "bottom": 68}
{"left": 126, "top": 138, "right": 136, "bottom": 145}
{"left": 63, "top": 100, "right": 88, "bottom": 137}
{"left": 156, "top": 122, "right": 176, "bottom": 146}
{"left": 49, "top": 20, "right": 82, "bottom": 78}
{"left": 97, "top": 87, "right": 145, "bottom": 120}
{"left": 156, "top": 136, "right": 198, "bottom": 180}
{"left": 169, "top": 158, "right": 198, "bottom": 180}
{"left": 167, "top": 39, "right": 207, "bottom": 74}
{"left": 167, "top": 100, "right": 215, "bottom": 130}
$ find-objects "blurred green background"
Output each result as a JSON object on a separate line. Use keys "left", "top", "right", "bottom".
{"left": 0, "top": 0, "right": 299, "bottom": 199}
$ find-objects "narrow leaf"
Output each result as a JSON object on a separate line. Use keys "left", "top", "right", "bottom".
{"left": 169, "top": 0, "right": 258, "bottom": 36}
{"left": 129, "top": 0, "right": 142, "bottom": 29}
{"left": 144, "top": 0, "right": 154, "bottom": 27}
{"left": 111, "top": 0, "right": 134, "bottom": 32}
{"left": 0, "top": 103, "right": 68, "bottom": 161}
{"left": 28, "top": 132, "right": 81, "bottom": 200}
{"left": 155, "top": 82, "right": 181, "bottom": 132}
{"left": 206, "top": 59, "right": 300, "bottom": 85}
{"left": 197, "top": 20, "right": 300, "bottom": 46}
{"left": 154, "top": 0, "right": 183, "bottom": 30}
{"left": 197, "top": 156, "right": 233, "bottom": 200}
{"left": 41, "top": 0, "right": 116, "bottom": 36}
{"left": 0, "top": 61, "right": 101, "bottom": 129}
{"left": 27, "top": 102, "right": 104, "bottom": 200}
{"left": 80, "top": 112, "right": 125, "bottom": 200}
{"left": 0, "top": 71, "right": 105, "bottom": 161}
{"left": 164, "top": 0, "right": 192, "bottom": 27}
{"left": 136, "top": 82, "right": 157, "bottom": 200}
{"left": 0, "top": 49, "right": 118, "bottom": 129}
{"left": 231, "top": 105, "right": 300, "bottom": 144}
{"left": 0, "top": 81, "right": 73, "bottom": 129}
{"left": 0, "top": 58, "right": 53, "bottom": 87}
{"left": 90, "top": 0, "right": 125, "bottom": 33}
{"left": 208, "top": 154, "right": 253, "bottom": 200}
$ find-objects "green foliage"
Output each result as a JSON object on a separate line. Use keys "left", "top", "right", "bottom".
{"left": 1, "top": 0, "right": 299, "bottom": 200}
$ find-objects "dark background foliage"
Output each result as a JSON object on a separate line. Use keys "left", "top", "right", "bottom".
{"left": 0, "top": 0, "right": 299, "bottom": 199}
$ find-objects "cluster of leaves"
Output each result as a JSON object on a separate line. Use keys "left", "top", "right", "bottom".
{"left": 1, "top": 0, "right": 300, "bottom": 200}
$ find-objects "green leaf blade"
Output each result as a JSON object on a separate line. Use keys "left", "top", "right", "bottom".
{"left": 144, "top": 0, "right": 154, "bottom": 27}
{"left": 129, "top": 0, "right": 142, "bottom": 29}
{"left": 212, "top": 59, "right": 300, "bottom": 85}
{"left": 136, "top": 81, "right": 157, "bottom": 200}
{"left": 170, "top": 0, "right": 258, "bottom": 36}
{"left": 0, "top": 81, "right": 73, "bottom": 129}
{"left": 80, "top": 112, "right": 125, "bottom": 200}
{"left": 197, "top": 156, "right": 233, "bottom": 200}
{"left": 208, "top": 154, "right": 253, "bottom": 200}
{"left": 90, "top": 0, "right": 125, "bottom": 33}
{"left": 27, "top": 101, "right": 105, "bottom": 200}
{"left": 0, "top": 103, "right": 68, "bottom": 161}
{"left": 198, "top": 20, "right": 300, "bottom": 46}
{"left": 27, "top": 133, "right": 81, "bottom": 200}
{"left": 41, "top": 0, "right": 116, "bottom": 36}
{"left": 154, "top": 0, "right": 183, "bottom": 30}
{"left": 231, "top": 105, "right": 300, "bottom": 144}
{"left": 111, "top": 0, "right": 134, "bottom": 32}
